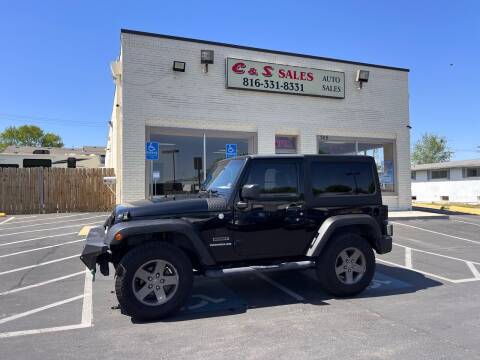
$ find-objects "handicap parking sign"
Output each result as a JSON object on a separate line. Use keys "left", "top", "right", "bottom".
{"left": 225, "top": 143, "right": 237, "bottom": 158}
{"left": 146, "top": 142, "right": 159, "bottom": 160}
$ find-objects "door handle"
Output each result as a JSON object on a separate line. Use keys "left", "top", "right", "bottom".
{"left": 287, "top": 203, "right": 304, "bottom": 210}
{"left": 236, "top": 201, "right": 248, "bottom": 210}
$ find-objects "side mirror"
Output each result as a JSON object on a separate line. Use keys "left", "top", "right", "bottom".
{"left": 241, "top": 184, "right": 261, "bottom": 200}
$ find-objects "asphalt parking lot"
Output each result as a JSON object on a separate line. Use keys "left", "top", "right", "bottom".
{"left": 0, "top": 212, "right": 479, "bottom": 359}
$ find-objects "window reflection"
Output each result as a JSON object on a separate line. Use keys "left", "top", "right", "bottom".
{"left": 318, "top": 136, "right": 395, "bottom": 193}
{"left": 149, "top": 131, "right": 254, "bottom": 196}
{"left": 318, "top": 141, "right": 356, "bottom": 155}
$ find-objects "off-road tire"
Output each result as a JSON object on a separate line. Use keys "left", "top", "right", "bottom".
{"left": 316, "top": 233, "right": 375, "bottom": 297}
{"left": 115, "top": 242, "right": 193, "bottom": 320}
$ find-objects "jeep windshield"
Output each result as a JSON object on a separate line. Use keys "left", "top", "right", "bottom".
{"left": 202, "top": 158, "right": 245, "bottom": 197}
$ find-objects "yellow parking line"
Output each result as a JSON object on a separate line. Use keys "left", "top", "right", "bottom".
{"left": 78, "top": 226, "right": 93, "bottom": 236}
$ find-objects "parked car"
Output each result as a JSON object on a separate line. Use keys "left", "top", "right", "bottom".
{"left": 81, "top": 155, "right": 393, "bottom": 320}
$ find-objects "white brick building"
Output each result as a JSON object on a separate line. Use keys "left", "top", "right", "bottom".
{"left": 412, "top": 160, "right": 480, "bottom": 204}
{"left": 106, "top": 29, "right": 411, "bottom": 210}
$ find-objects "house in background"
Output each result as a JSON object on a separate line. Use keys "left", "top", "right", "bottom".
{"left": 0, "top": 145, "right": 106, "bottom": 168}
{"left": 411, "top": 159, "right": 480, "bottom": 204}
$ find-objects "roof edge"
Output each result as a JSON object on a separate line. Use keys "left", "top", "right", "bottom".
{"left": 120, "top": 29, "right": 410, "bottom": 73}
{"left": 412, "top": 159, "right": 480, "bottom": 171}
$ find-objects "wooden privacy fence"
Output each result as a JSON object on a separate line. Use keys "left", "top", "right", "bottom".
{"left": 0, "top": 168, "right": 116, "bottom": 214}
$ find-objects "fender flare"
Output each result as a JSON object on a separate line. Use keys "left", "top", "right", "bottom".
{"left": 106, "top": 219, "right": 216, "bottom": 266}
{"left": 306, "top": 214, "right": 383, "bottom": 257}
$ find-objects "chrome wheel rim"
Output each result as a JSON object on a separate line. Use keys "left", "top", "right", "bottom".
{"left": 335, "top": 247, "right": 366, "bottom": 285}
{"left": 132, "top": 259, "right": 179, "bottom": 306}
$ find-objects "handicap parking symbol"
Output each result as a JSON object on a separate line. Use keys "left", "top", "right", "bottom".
{"left": 187, "top": 295, "right": 226, "bottom": 310}
{"left": 225, "top": 143, "right": 237, "bottom": 158}
{"left": 366, "top": 272, "right": 411, "bottom": 293}
{"left": 146, "top": 142, "right": 159, "bottom": 160}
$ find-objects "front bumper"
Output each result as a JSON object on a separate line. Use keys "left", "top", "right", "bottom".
{"left": 80, "top": 226, "right": 110, "bottom": 276}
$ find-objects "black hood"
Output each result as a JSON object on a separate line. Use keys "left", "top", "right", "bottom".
{"left": 115, "top": 196, "right": 227, "bottom": 219}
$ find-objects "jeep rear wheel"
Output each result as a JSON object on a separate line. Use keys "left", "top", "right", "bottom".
{"left": 316, "top": 233, "right": 375, "bottom": 297}
{"left": 115, "top": 242, "right": 193, "bottom": 320}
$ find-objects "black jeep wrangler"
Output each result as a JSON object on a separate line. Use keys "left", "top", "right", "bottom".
{"left": 81, "top": 155, "right": 392, "bottom": 320}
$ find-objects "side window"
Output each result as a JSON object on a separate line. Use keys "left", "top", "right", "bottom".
{"left": 311, "top": 161, "right": 376, "bottom": 196}
{"left": 245, "top": 161, "right": 299, "bottom": 197}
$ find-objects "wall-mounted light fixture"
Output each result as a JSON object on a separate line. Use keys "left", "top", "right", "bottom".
{"left": 356, "top": 69, "right": 370, "bottom": 89}
{"left": 173, "top": 61, "right": 186, "bottom": 72}
{"left": 200, "top": 50, "right": 214, "bottom": 73}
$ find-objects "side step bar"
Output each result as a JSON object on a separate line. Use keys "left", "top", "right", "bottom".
{"left": 204, "top": 261, "right": 315, "bottom": 278}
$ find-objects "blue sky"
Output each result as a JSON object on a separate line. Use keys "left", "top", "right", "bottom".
{"left": 0, "top": 0, "right": 479, "bottom": 159}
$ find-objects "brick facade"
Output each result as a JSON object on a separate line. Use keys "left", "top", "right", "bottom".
{"left": 109, "top": 30, "right": 411, "bottom": 210}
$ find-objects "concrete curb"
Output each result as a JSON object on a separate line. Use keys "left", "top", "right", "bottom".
{"left": 389, "top": 214, "right": 450, "bottom": 221}
{"left": 413, "top": 204, "right": 480, "bottom": 215}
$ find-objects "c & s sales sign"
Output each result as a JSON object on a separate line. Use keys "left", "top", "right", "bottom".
{"left": 226, "top": 58, "right": 345, "bottom": 98}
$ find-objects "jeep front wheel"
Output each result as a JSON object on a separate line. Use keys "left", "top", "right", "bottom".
{"left": 115, "top": 242, "right": 193, "bottom": 320}
{"left": 316, "top": 233, "right": 375, "bottom": 297}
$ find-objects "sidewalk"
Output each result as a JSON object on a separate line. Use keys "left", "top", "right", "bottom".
{"left": 389, "top": 210, "right": 449, "bottom": 220}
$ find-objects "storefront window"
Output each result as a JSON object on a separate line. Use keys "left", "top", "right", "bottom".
{"left": 275, "top": 136, "right": 297, "bottom": 154}
{"left": 153, "top": 134, "right": 203, "bottom": 195}
{"left": 358, "top": 142, "right": 394, "bottom": 192}
{"left": 205, "top": 136, "right": 249, "bottom": 174}
{"left": 318, "top": 136, "right": 395, "bottom": 193}
{"left": 149, "top": 129, "right": 255, "bottom": 196}
{"left": 318, "top": 139, "right": 356, "bottom": 155}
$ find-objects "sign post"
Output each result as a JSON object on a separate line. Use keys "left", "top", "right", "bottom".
{"left": 146, "top": 142, "right": 159, "bottom": 198}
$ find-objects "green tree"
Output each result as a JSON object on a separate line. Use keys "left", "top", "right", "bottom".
{"left": 0, "top": 125, "right": 64, "bottom": 151}
{"left": 412, "top": 133, "right": 453, "bottom": 165}
{"left": 41, "top": 132, "right": 64, "bottom": 147}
